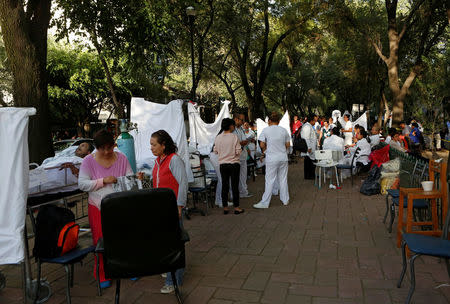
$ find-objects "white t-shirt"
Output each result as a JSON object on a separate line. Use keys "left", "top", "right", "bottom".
{"left": 369, "top": 134, "right": 381, "bottom": 147}
{"left": 259, "top": 125, "right": 290, "bottom": 163}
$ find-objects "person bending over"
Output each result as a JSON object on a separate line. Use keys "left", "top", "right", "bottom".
{"left": 78, "top": 130, "right": 133, "bottom": 289}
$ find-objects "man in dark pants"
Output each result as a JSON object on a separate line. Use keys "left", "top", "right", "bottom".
{"left": 301, "top": 114, "right": 318, "bottom": 180}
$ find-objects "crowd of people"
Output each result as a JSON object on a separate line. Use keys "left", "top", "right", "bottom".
{"left": 74, "top": 112, "right": 447, "bottom": 295}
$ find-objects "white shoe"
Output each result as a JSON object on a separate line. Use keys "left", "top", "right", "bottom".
{"left": 282, "top": 201, "right": 289, "bottom": 206}
{"left": 241, "top": 193, "right": 254, "bottom": 198}
{"left": 253, "top": 202, "right": 268, "bottom": 209}
{"left": 161, "top": 273, "right": 167, "bottom": 278}
{"left": 160, "top": 284, "right": 175, "bottom": 294}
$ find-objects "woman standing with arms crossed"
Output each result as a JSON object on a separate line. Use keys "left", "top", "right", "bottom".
{"left": 78, "top": 129, "right": 133, "bottom": 289}
{"left": 148, "top": 130, "right": 188, "bottom": 294}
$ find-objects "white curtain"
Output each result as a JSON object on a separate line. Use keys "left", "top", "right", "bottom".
{"left": 256, "top": 111, "right": 292, "bottom": 153}
{"left": 130, "top": 98, "right": 193, "bottom": 182}
{"left": 0, "top": 107, "right": 35, "bottom": 264}
{"left": 188, "top": 100, "right": 231, "bottom": 155}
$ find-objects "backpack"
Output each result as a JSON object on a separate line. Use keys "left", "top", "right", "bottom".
{"left": 293, "top": 128, "right": 308, "bottom": 153}
{"left": 33, "top": 205, "right": 80, "bottom": 259}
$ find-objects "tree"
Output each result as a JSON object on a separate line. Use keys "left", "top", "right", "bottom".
{"left": 0, "top": 0, "right": 54, "bottom": 163}
{"left": 222, "top": 0, "right": 319, "bottom": 120}
{"left": 336, "top": 0, "right": 448, "bottom": 126}
{"left": 54, "top": 0, "right": 175, "bottom": 116}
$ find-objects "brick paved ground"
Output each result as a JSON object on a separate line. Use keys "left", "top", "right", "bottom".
{"left": 1, "top": 158, "right": 449, "bottom": 304}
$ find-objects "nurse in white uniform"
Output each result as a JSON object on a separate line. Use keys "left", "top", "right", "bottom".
{"left": 253, "top": 112, "right": 291, "bottom": 209}
{"left": 342, "top": 114, "right": 353, "bottom": 146}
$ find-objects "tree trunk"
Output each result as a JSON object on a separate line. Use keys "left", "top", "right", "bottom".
{"left": 0, "top": 0, "right": 54, "bottom": 163}
{"left": 92, "top": 36, "right": 124, "bottom": 119}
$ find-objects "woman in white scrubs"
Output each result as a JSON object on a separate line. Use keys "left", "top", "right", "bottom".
{"left": 341, "top": 114, "right": 353, "bottom": 146}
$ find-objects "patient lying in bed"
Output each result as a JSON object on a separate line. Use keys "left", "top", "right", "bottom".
{"left": 29, "top": 143, "right": 94, "bottom": 196}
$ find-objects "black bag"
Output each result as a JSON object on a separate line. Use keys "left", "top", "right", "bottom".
{"left": 293, "top": 129, "right": 308, "bottom": 153}
{"left": 360, "top": 166, "right": 382, "bottom": 195}
{"left": 33, "top": 205, "right": 79, "bottom": 259}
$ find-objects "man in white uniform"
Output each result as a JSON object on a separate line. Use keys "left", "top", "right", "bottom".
{"left": 253, "top": 112, "right": 290, "bottom": 209}
{"left": 233, "top": 113, "right": 252, "bottom": 198}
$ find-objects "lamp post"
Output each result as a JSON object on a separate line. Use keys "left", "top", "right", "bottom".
{"left": 186, "top": 6, "right": 196, "bottom": 102}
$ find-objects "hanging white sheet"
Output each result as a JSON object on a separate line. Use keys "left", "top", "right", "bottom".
{"left": 256, "top": 111, "right": 292, "bottom": 153}
{"left": 188, "top": 100, "right": 231, "bottom": 155}
{"left": 256, "top": 111, "right": 291, "bottom": 140}
{"left": 130, "top": 98, "right": 193, "bottom": 182}
{"left": 336, "top": 110, "right": 367, "bottom": 131}
{"left": 0, "top": 107, "right": 35, "bottom": 264}
{"left": 353, "top": 111, "right": 368, "bottom": 131}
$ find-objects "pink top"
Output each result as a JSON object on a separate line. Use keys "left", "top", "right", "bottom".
{"left": 78, "top": 152, "right": 132, "bottom": 210}
{"left": 213, "top": 133, "right": 242, "bottom": 164}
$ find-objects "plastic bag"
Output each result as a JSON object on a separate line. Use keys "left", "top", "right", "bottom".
{"left": 360, "top": 166, "right": 381, "bottom": 195}
{"left": 381, "top": 158, "right": 400, "bottom": 174}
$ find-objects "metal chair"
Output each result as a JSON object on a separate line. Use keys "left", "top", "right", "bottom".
{"left": 397, "top": 178, "right": 450, "bottom": 304}
{"left": 99, "top": 189, "right": 189, "bottom": 304}
{"left": 186, "top": 163, "right": 210, "bottom": 217}
{"left": 314, "top": 150, "right": 339, "bottom": 189}
{"left": 27, "top": 203, "right": 96, "bottom": 304}
{"left": 336, "top": 147, "right": 369, "bottom": 186}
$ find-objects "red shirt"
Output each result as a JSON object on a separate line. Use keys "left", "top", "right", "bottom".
{"left": 292, "top": 120, "right": 302, "bottom": 134}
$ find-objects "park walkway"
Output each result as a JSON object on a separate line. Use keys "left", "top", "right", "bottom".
{"left": 1, "top": 158, "right": 449, "bottom": 304}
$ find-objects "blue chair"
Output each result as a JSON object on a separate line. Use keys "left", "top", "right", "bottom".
{"left": 397, "top": 180, "right": 450, "bottom": 304}
{"left": 27, "top": 204, "right": 97, "bottom": 304}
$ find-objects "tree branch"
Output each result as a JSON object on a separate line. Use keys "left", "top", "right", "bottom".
{"left": 398, "top": 0, "right": 426, "bottom": 41}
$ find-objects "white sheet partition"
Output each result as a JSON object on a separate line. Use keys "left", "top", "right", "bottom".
{"left": 336, "top": 110, "right": 368, "bottom": 131}
{"left": 0, "top": 107, "right": 35, "bottom": 264}
{"left": 256, "top": 111, "right": 292, "bottom": 140}
{"left": 188, "top": 100, "right": 231, "bottom": 155}
{"left": 256, "top": 111, "right": 292, "bottom": 153}
{"left": 130, "top": 98, "right": 193, "bottom": 182}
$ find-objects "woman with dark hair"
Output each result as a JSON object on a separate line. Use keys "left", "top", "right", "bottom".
{"left": 351, "top": 128, "right": 371, "bottom": 169}
{"left": 149, "top": 130, "right": 188, "bottom": 294}
{"left": 78, "top": 129, "right": 133, "bottom": 289}
{"left": 214, "top": 118, "right": 244, "bottom": 214}
{"left": 341, "top": 113, "right": 353, "bottom": 146}
{"left": 300, "top": 114, "right": 318, "bottom": 179}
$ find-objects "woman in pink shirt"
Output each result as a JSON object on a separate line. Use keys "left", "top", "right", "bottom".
{"left": 213, "top": 118, "right": 244, "bottom": 215}
{"left": 78, "top": 129, "right": 132, "bottom": 289}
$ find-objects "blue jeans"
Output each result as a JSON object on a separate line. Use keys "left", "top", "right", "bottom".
{"left": 165, "top": 218, "right": 185, "bottom": 286}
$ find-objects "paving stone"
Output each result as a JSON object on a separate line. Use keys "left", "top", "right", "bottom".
{"left": 288, "top": 284, "right": 337, "bottom": 297}
{"left": 184, "top": 286, "right": 216, "bottom": 304}
{"left": 260, "top": 281, "right": 288, "bottom": 303}
{"left": 213, "top": 288, "right": 261, "bottom": 302}
{"left": 242, "top": 271, "right": 270, "bottom": 291}
{"left": 285, "top": 294, "right": 312, "bottom": 304}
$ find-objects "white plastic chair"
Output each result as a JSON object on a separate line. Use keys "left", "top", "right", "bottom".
{"left": 314, "top": 150, "right": 340, "bottom": 189}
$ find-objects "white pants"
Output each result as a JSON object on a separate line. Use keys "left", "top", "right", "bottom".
{"left": 239, "top": 159, "right": 248, "bottom": 197}
{"left": 258, "top": 161, "right": 289, "bottom": 207}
